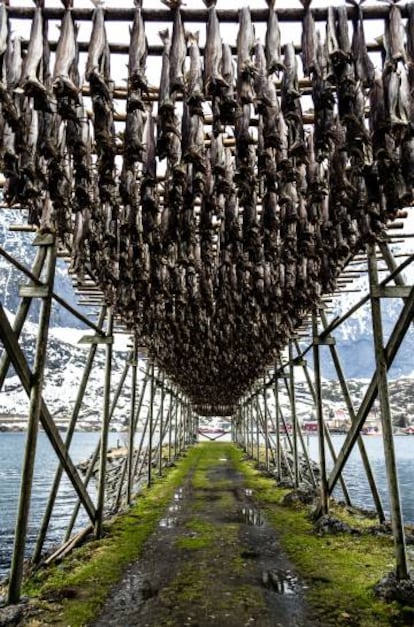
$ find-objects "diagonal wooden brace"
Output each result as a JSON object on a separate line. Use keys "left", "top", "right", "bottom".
{"left": 0, "top": 302, "right": 96, "bottom": 523}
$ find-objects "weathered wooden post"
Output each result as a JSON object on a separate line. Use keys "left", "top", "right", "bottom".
{"left": 263, "top": 376, "right": 270, "bottom": 472}
{"left": 148, "top": 361, "right": 155, "bottom": 487}
{"left": 127, "top": 339, "right": 138, "bottom": 504}
{"left": 368, "top": 243, "right": 408, "bottom": 579}
{"left": 312, "top": 310, "right": 329, "bottom": 515}
{"left": 289, "top": 340, "right": 299, "bottom": 487}
{"left": 274, "top": 365, "right": 282, "bottom": 481}
{"left": 95, "top": 307, "right": 113, "bottom": 539}
{"left": 158, "top": 372, "right": 165, "bottom": 476}
{"left": 8, "top": 237, "right": 56, "bottom": 604}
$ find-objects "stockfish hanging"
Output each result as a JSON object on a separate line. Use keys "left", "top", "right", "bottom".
{"left": 0, "top": 0, "right": 412, "bottom": 412}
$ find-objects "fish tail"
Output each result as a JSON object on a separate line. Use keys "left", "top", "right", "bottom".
{"left": 186, "top": 30, "right": 199, "bottom": 45}
{"left": 203, "top": 0, "right": 217, "bottom": 8}
{"left": 134, "top": 0, "right": 143, "bottom": 7}
{"left": 61, "top": 0, "right": 74, "bottom": 7}
{"left": 265, "top": 0, "right": 276, "bottom": 7}
{"left": 159, "top": 28, "right": 171, "bottom": 46}
{"left": 299, "top": 0, "right": 312, "bottom": 8}
{"left": 161, "top": 0, "right": 183, "bottom": 9}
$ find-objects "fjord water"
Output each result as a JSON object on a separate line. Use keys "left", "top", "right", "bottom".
{"left": 0, "top": 431, "right": 121, "bottom": 580}
{"left": 2, "top": 433, "right": 414, "bottom": 580}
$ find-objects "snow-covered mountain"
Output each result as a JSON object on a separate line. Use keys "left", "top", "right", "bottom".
{"left": 0, "top": 310, "right": 137, "bottom": 430}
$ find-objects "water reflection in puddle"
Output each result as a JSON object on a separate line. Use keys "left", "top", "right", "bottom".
{"left": 174, "top": 488, "right": 184, "bottom": 501}
{"left": 159, "top": 516, "right": 178, "bottom": 528}
{"left": 241, "top": 507, "right": 264, "bottom": 527}
{"left": 159, "top": 492, "right": 183, "bottom": 527}
{"left": 262, "top": 570, "right": 299, "bottom": 595}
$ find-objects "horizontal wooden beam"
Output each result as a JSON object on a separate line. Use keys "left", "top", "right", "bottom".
{"left": 6, "top": 5, "right": 407, "bottom": 23}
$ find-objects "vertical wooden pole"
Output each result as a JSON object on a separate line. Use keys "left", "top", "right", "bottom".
{"left": 168, "top": 389, "right": 173, "bottom": 462}
{"left": 312, "top": 311, "right": 329, "bottom": 515}
{"left": 174, "top": 391, "right": 179, "bottom": 458}
{"left": 289, "top": 340, "right": 299, "bottom": 487}
{"left": 127, "top": 339, "right": 138, "bottom": 504}
{"left": 148, "top": 361, "right": 155, "bottom": 487}
{"left": 255, "top": 392, "right": 260, "bottom": 463}
{"left": 158, "top": 373, "right": 165, "bottom": 476}
{"left": 274, "top": 367, "right": 282, "bottom": 481}
{"left": 368, "top": 244, "right": 408, "bottom": 580}
{"left": 95, "top": 308, "right": 113, "bottom": 539}
{"left": 263, "top": 377, "right": 269, "bottom": 471}
{"left": 8, "top": 239, "right": 56, "bottom": 604}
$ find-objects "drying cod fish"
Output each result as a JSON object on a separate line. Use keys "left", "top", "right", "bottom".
{"left": 203, "top": 0, "right": 226, "bottom": 93}
{"left": 157, "top": 28, "right": 174, "bottom": 158}
{"left": 0, "top": 1, "right": 8, "bottom": 62}
{"left": 407, "top": 3, "right": 414, "bottom": 64}
{"left": 347, "top": 0, "right": 374, "bottom": 86}
{"left": 386, "top": 63, "right": 410, "bottom": 128}
{"left": 124, "top": 107, "right": 145, "bottom": 163}
{"left": 336, "top": 4, "right": 351, "bottom": 59}
{"left": 53, "top": 0, "right": 78, "bottom": 98}
{"left": 382, "top": 0, "right": 406, "bottom": 64}
{"left": 186, "top": 31, "right": 204, "bottom": 114}
{"left": 326, "top": 6, "right": 341, "bottom": 68}
{"left": 128, "top": 0, "right": 148, "bottom": 94}
{"left": 237, "top": 7, "right": 255, "bottom": 76}
{"left": 282, "top": 42, "right": 300, "bottom": 102}
{"left": 20, "top": 0, "right": 48, "bottom": 103}
{"left": 265, "top": 0, "right": 282, "bottom": 74}
{"left": 86, "top": 0, "right": 109, "bottom": 96}
{"left": 300, "top": 0, "right": 317, "bottom": 76}
{"left": 0, "top": 36, "right": 22, "bottom": 132}
{"left": 162, "top": 0, "right": 186, "bottom": 93}
{"left": 219, "top": 42, "right": 237, "bottom": 124}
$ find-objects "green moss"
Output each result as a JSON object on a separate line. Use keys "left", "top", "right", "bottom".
{"left": 231, "top": 451, "right": 403, "bottom": 627}
{"left": 23, "top": 448, "right": 202, "bottom": 627}
{"left": 21, "top": 442, "right": 411, "bottom": 627}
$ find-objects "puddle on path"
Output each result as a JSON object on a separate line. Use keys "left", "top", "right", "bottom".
{"left": 159, "top": 516, "right": 178, "bottom": 528}
{"left": 174, "top": 488, "right": 184, "bottom": 501}
{"left": 262, "top": 569, "right": 300, "bottom": 596}
{"left": 159, "top": 494, "right": 183, "bottom": 528}
{"left": 241, "top": 507, "right": 264, "bottom": 527}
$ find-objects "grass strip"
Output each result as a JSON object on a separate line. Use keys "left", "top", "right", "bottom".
{"left": 22, "top": 447, "right": 202, "bottom": 626}
{"left": 228, "top": 444, "right": 413, "bottom": 626}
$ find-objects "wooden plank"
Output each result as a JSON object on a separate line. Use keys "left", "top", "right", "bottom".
{"left": 371, "top": 286, "right": 412, "bottom": 299}
{"left": 19, "top": 286, "right": 49, "bottom": 298}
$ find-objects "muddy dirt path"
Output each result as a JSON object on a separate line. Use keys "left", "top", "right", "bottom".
{"left": 93, "top": 447, "right": 315, "bottom": 627}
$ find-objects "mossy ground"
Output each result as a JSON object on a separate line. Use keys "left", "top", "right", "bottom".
{"left": 17, "top": 442, "right": 414, "bottom": 626}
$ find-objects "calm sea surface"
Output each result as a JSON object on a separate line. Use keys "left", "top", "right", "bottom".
{"left": 1, "top": 432, "right": 414, "bottom": 579}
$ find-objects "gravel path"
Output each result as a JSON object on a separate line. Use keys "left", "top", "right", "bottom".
{"left": 93, "top": 448, "right": 315, "bottom": 627}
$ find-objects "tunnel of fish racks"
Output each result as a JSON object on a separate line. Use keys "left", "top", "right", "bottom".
{"left": 2, "top": 0, "right": 414, "bottom": 606}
